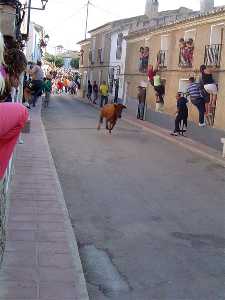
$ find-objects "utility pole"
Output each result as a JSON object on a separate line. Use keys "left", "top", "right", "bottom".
{"left": 27, "top": 0, "right": 32, "bottom": 38}
{"left": 85, "top": 0, "right": 90, "bottom": 40}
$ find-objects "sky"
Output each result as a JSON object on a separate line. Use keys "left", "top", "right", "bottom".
{"left": 30, "top": 0, "right": 225, "bottom": 53}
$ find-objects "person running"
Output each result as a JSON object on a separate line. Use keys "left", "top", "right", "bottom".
{"left": 187, "top": 77, "right": 206, "bottom": 127}
{"left": 57, "top": 79, "right": 64, "bottom": 95}
{"left": 93, "top": 81, "right": 99, "bottom": 104}
{"left": 99, "top": 81, "right": 109, "bottom": 107}
{"left": 171, "top": 92, "right": 188, "bottom": 136}
{"left": 43, "top": 76, "right": 52, "bottom": 107}
{"left": 63, "top": 77, "right": 69, "bottom": 94}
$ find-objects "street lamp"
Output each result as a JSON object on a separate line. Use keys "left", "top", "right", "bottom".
{"left": 41, "top": 0, "right": 48, "bottom": 10}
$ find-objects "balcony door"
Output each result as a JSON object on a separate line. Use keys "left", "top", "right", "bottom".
{"left": 210, "top": 23, "right": 224, "bottom": 45}
{"left": 159, "top": 35, "right": 169, "bottom": 68}
{"left": 205, "top": 23, "right": 224, "bottom": 67}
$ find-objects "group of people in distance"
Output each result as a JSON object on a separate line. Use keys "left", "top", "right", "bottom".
{"left": 87, "top": 80, "right": 111, "bottom": 107}
{"left": 52, "top": 74, "right": 80, "bottom": 96}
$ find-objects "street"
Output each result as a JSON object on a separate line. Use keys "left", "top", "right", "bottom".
{"left": 42, "top": 96, "right": 225, "bottom": 300}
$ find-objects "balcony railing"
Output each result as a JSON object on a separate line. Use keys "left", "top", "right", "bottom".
{"left": 89, "top": 50, "right": 95, "bottom": 65}
{"left": 0, "top": 156, "right": 14, "bottom": 267}
{"left": 179, "top": 47, "right": 194, "bottom": 68}
{"left": 97, "top": 48, "right": 104, "bottom": 64}
{"left": 157, "top": 50, "right": 167, "bottom": 68}
{"left": 204, "top": 44, "right": 222, "bottom": 68}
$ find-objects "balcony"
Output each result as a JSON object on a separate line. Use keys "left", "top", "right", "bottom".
{"left": 97, "top": 48, "right": 104, "bottom": 64}
{"left": 157, "top": 50, "right": 167, "bottom": 68}
{"left": 204, "top": 44, "right": 222, "bottom": 68}
{"left": 179, "top": 47, "right": 194, "bottom": 68}
{"left": 89, "top": 50, "right": 95, "bottom": 65}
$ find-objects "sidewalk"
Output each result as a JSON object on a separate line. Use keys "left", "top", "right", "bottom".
{"left": 0, "top": 104, "right": 89, "bottom": 299}
{"left": 125, "top": 97, "right": 225, "bottom": 153}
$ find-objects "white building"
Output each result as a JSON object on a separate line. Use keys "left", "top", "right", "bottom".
{"left": 24, "top": 22, "right": 44, "bottom": 63}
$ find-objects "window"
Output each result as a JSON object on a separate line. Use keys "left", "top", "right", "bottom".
{"left": 210, "top": 23, "right": 224, "bottom": 45}
{"left": 158, "top": 35, "right": 169, "bottom": 68}
{"left": 178, "top": 79, "right": 189, "bottom": 94}
{"left": 184, "top": 29, "right": 196, "bottom": 41}
{"left": 204, "top": 23, "right": 224, "bottom": 67}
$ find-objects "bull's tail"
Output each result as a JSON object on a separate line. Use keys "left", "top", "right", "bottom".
{"left": 97, "top": 115, "right": 103, "bottom": 130}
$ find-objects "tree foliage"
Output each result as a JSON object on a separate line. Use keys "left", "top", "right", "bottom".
{"left": 54, "top": 56, "right": 64, "bottom": 68}
{"left": 70, "top": 58, "right": 80, "bottom": 69}
{"left": 44, "top": 53, "right": 55, "bottom": 64}
{"left": 44, "top": 53, "right": 64, "bottom": 68}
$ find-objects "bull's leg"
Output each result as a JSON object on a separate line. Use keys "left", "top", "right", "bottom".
{"left": 110, "top": 120, "right": 117, "bottom": 131}
{"left": 106, "top": 120, "right": 110, "bottom": 130}
{"left": 97, "top": 115, "right": 103, "bottom": 130}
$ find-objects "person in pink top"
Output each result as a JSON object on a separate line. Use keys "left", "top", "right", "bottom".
{"left": 0, "top": 103, "right": 28, "bottom": 179}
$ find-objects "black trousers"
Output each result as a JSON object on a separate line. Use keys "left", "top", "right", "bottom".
{"left": 31, "top": 80, "right": 43, "bottom": 107}
{"left": 174, "top": 114, "right": 188, "bottom": 133}
{"left": 100, "top": 96, "right": 108, "bottom": 107}
{"left": 191, "top": 97, "right": 205, "bottom": 124}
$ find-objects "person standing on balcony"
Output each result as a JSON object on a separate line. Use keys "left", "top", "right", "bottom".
{"left": 187, "top": 77, "right": 206, "bottom": 127}
{"left": 99, "top": 81, "right": 109, "bottom": 107}
{"left": 200, "top": 65, "right": 218, "bottom": 121}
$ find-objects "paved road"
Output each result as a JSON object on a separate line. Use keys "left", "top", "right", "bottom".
{"left": 42, "top": 96, "right": 225, "bottom": 300}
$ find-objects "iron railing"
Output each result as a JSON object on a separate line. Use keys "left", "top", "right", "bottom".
{"left": 204, "top": 44, "right": 222, "bottom": 68}
{"left": 157, "top": 50, "right": 167, "bottom": 68}
{"left": 0, "top": 157, "right": 14, "bottom": 267}
{"left": 179, "top": 47, "right": 194, "bottom": 68}
{"left": 89, "top": 50, "right": 95, "bottom": 65}
{"left": 97, "top": 48, "right": 104, "bottom": 64}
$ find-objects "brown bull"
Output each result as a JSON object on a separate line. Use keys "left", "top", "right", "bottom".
{"left": 97, "top": 103, "right": 126, "bottom": 133}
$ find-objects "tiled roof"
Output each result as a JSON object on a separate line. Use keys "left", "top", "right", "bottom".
{"left": 77, "top": 38, "right": 91, "bottom": 45}
{"left": 126, "top": 6, "right": 225, "bottom": 40}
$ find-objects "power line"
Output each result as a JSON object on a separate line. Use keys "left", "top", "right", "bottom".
{"left": 89, "top": 2, "right": 123, "bottom": 19}
{"left": 85, "top": 0, "right": 90, "bottom": 40}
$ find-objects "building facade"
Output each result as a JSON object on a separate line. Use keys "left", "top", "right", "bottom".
{"left": 125, "top": 7, "right": 225, "bottom": 130}
{"left": 24, "top": 22, "right": 44, "bottom": 63}
{"left": 78, "top": 0, "right": 195, "bottom": 100}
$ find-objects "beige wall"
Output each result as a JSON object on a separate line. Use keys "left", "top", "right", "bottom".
{"left": 125, "top": 14, "right": 225, "bottom": 130}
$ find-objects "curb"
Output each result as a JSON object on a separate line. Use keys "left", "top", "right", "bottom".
{"left": 40, "top": 117, "right": 90, "bottom": 300}
{"left": 74, "top": 96, "right": 225, "bottom": 168}
{"left": 123, "top": 117, "right": 225, "bottom": 168}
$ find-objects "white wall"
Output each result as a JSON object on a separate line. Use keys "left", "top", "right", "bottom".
{"left": 109, "top": 28, "right": 129, "bottom": 100}
{"left": 24, "top": 23, "right": 42, "bottom": 63}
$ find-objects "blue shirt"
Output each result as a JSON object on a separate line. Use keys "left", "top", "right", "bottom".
{"left": 187, "top": 82, "right": 202, "bottom": 99}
